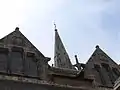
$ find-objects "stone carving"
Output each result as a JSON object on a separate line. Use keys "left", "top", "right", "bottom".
{"left": 99, "top": 54, "right": 108, "bottom": 62}
{"left": 12, "top": 36, "right": 24, "bottom": 46}
{"left": 94, "top": 64, "right": 106, "bottom": 85}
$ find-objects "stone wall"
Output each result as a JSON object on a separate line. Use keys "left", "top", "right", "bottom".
{"left": 0, "top": 79, "right": 88, "bottom": 90}
{"left": 53, "top": 76, "right": 92, "bottom": 88}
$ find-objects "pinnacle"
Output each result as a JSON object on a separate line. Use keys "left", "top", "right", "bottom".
{"left": 75, "top": 55, "right": 77, "bottom": 58}
{"left": 96, "top": 45, "right": 99, "bottom": 49}
{"left": 55, "top": 29, "right": 57, "bottom": 31}
{"left": 15, "top": 27, "right": 19, "bottom": 31}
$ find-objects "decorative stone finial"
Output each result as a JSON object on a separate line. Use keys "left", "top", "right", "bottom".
{"left": 96, "top": 45, "right": 99, "bottom": 49}
{"left": 75, "top": 55, "right": 77, "bottom": 58}
{"left": 55, "top": 29, "right": 57, "bottom": 31}
{"left": 15, "top": 27, "right": 19, "bottom": 31}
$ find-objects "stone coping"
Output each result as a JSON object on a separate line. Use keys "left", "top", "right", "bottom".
{"left": 49, "top": 67, "right": 79, "bottom": 76}
{"left": 0, "top": 74, "right": 89, "bottom": 90}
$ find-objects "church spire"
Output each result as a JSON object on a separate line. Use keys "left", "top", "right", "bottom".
{"left": 54, "top": 25, "right": 75, "bottom": 70}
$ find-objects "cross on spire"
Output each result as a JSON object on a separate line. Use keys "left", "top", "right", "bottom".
{"left": 54, "top": 22, "right": 57, "bottom": 31}
{"left": 54, "top": 23, "right": 56, "bottom": 29}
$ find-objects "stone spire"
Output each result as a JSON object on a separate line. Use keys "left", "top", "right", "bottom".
{"left": 54, "top": 27, "right": 75, "bottom": 70}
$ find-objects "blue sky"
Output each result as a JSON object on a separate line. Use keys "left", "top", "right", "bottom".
{"left": 0, "top": 0, "right": 120, "bottom": 65}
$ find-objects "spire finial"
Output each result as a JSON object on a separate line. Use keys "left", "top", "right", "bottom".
{"left": 15, "top": 27, "right": 19, "bottom": 31}
{"left": 54, "top": 21, "right": 57, "bottom": 31}
{"left": 96, "top": 45, "right": 99, "bottom": 49}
